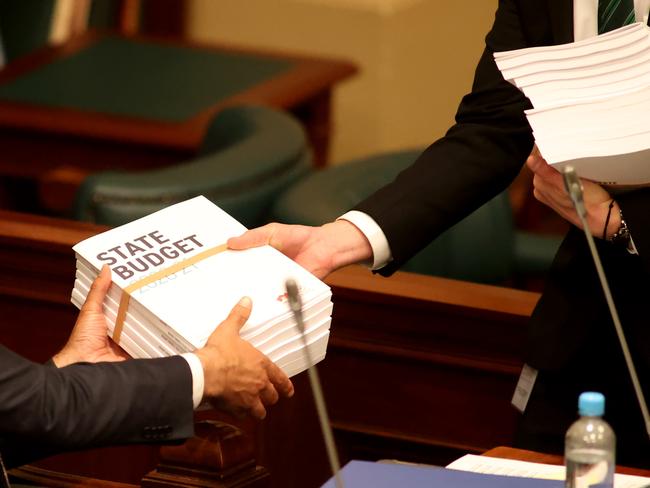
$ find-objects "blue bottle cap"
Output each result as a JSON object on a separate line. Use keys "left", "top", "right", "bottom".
{"left": 578, "top": 391, "right": 605, "bottom": 416}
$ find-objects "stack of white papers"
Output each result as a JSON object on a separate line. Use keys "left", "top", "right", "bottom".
{"left": 495, "top": 23, "right": 650, "bottom": 185}
{"left": 447, "top": 454, "right": 650, "bottom": 488}
{"left": 71, "top": 196, "right": 332, "bottom": 377}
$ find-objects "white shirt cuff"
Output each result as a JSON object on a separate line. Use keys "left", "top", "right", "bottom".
{"left": 337, "top": 210, "right": 393, "bottom": 270}
{"left": 180, "top": 353, "right": 204, "bottom": 409}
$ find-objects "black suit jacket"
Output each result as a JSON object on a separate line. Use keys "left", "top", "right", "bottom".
{"left": 0, "top": 345, "right": 194, "bottom": 469}
{"left": 355, "top": 1, "right": 650, "bottom": 373}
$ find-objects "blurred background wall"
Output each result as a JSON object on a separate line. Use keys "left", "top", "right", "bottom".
{"left": 187, "top": 0, "right": 499, "bottom": 164}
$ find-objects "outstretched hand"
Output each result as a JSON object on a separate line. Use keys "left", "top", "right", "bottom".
{"left": 53, "top": 265, "right": 129, "bottom": 367}
{"left": 227, "top": 220, "right": 372, "bottom": 279}
{"left": 527, "top": 147, "right": 620, "bottom": 238}
{"left": 196, "top": 297, "right": 294, "bottom": 420}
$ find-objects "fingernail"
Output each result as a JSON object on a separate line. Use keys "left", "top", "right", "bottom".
{"left": 238, "top": 296, "right": 252, "bottom": 309}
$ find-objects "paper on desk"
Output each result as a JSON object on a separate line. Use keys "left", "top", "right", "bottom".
{"left": 322, "top": 460, "right": 562, "bottom": 487}
{"left": 447, "top": 454, "right": 650, "bottom": 488}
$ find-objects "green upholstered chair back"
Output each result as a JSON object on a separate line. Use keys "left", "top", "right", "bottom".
{"left": 0, "top": 0, "right": 56, "bottom": 63}
{"left": 0, "top": 0, "right": 180, "bottom": 66}
{"left": 271, "top": 150, "right": 516, "bottom": 283}
{"left": 73, "top": 106, "right": 312, "bottom": 228}
{"left": 0, "top": 0, "right": 127, "bottom": 65}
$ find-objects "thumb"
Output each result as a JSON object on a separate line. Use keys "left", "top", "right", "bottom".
{"left": 216, "top": 297, "right": 253, "bottom": 337}
{"left": 526, "top": 150, "right": 545, "bottom": 173}
{"left": 227, "top": 224, "right": 278, "bottom": 251}
{"left": 82, "top": 265, "right": 112, "bottom": 313}
{"left": 527, "top": 151, "right": 560, "bottom": 182}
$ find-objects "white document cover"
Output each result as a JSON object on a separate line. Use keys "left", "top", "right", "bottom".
{"left": 73, "top": 196, "right": 332, "bottom": 349}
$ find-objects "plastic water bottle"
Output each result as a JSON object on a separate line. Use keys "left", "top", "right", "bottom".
{"left": 565, "top": 392, "right": 615, "bottom": 488}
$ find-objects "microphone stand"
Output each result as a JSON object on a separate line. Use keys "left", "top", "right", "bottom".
{"left": 0, "top": 453, "right": 10, "bottom": 488}
{"left": 562, "top": 166, "right": 650, "bottom": 440}
{"left": 286, "top": 279, "right": 344, "bottom": 488}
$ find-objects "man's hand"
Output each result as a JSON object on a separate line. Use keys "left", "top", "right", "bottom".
{"left": 227, "top": 220, "right": 372, "bottom": 279}
{"left": 195, "top": 297, "right": 294, "bottom": 420}
{"left": 53, "top": 266, "right": 129, "bottom": 367}
{"left": 527, "top": 147, "right": 620, "bottom": 238}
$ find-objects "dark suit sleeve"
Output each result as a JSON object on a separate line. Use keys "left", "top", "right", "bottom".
{"left": 354, "top": 0, "right": 535, "bottom": 274}
{"left": 0, "top": 345, "right": 194, "bottom": 468}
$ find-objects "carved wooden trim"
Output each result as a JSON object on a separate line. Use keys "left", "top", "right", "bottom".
{"left": 9, "top": 465, "right": 136, "bottom": 488}
{"left": 141, "top": 421, "right": 269, "bottom": 487}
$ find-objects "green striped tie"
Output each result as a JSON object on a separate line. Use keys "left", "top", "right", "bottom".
{"left": 598, "top": 0, "right": 636, "bottom": 34}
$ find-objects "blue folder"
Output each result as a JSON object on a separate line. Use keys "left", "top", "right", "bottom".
{"left": 321, "top": 461, "right": 564, "bottom": 487}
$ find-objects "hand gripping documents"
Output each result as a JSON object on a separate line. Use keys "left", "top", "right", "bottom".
{"left": 71, "top": 196, "right": 333, "bottom": 377}
{"left": 495, "top": 23, "right": 650, "bottom": 185}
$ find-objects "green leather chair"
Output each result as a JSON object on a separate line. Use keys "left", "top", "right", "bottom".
{"left": 271, "top": 149, "right": 562, "bottom": 284}
{"left": 0, "top": 0, "right": 180, "bottom": 66}
{"left": 0, "top": 0, "right": 56, "bottom": 63}
{"left": 0, "top": 0, "right": 131, "bottom": 65}
{"left": 73, "top": 106, "right": 312, "bottom": 228}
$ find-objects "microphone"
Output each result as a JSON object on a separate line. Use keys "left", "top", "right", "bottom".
{"left": 285, "top": 279, "right": 344, "bottom": 488}
{"left": 562, "top": 166, "right": 650, "bottom": 440}
{"left": 0, "top": 453, "right": 10, "bottom": 488}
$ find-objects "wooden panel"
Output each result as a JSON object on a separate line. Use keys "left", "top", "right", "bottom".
{"left": 322, "top": 266, "right": 538, "bottom": 465}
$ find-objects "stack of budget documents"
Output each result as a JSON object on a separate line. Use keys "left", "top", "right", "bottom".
{"left": 495, "top": 23, "right": 650, "bottom": 185}
{"left": 71, "top": 196, "right": 332, "bottom": 377}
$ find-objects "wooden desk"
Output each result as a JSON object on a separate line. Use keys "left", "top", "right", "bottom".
{"left": 0, "top": 32, "right": 356, "bottom": 212}
{"left": 484, "top": 446, "right": 650, "bottom": 478}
